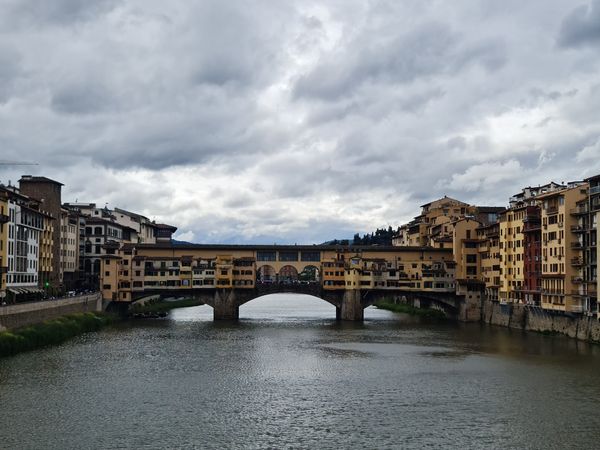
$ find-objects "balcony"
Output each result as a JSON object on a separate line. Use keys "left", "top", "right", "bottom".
{"left": 571, "top": 257, "right": 584, "bottom": 266}
{"left": 571, "top": 225, "right": 585, "bottom": 233}
{"left": 568, "top": 303, "right": 584, "bottom": 313}
{"left": 571, "top": 276, "right": 584, "bottom": 284}
{"left": 0, "top": 213, "right": 9, "bottom": 224}
{"left": 546, "top": 206, "right": 558, "bottom": 215}
{"left": 571, "top": 241, "right": 583, "bottom": 249}
{"left": 570, "top": 206, "right": 588, "bottom": 215}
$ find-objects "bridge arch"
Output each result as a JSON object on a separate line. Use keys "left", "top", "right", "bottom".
{"left": 299, "top": 265, "right": 320, "bottom": 282}
{"left": 257, "top": 265, "right": 276, "bottom": 283}
{"left": 278, "top": 265, "right": 299, "bottom": 283}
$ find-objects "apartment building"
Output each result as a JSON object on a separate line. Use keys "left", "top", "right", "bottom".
{"left": 38, "top": 212, "right": 55, "bottom": 289}
{"left": 0, "top": 185, "right": 48, "bottom": 303}
{"left": 538, "top": 183, "right": 588, "bottom": 313}
{"left": 477, "top": 222, "right": 501, "bottom": 301}
{"left": 18, "top": 176, "right": 63, "bottom": 289}
{"left": 582, "top": 174, "right": 599, "bottom": 314}
{"left": 498, "top": 205, "right": 527, "bottom": 302}
{"left": 522, "top": 206, "right": 542, "bottom": 305}
{"left": 0, "top": 191, "right": 8, "bottom": 302}
{"left": 60, "top": 208, "right": 80, "bottom": 289}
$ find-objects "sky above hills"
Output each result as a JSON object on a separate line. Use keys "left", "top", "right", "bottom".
{"left": 1, "top": 0, "right": 599, "bottom": 244}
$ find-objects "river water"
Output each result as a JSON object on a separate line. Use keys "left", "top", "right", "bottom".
{"left": 1, "top": 294, "right": 600, "bottom": 449}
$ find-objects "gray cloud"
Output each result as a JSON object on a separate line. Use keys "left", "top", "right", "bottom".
{"left": 558, "top": 1, "right": 600, "bottom": 48}
{"left": 0, "top": 0, "right": 599, "bottom": 244}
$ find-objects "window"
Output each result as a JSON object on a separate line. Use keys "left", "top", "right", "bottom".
{"left": 466, "top": 254, "right": 477, "bottom": 264}
{"left": 279, "top": 251, "right": 298, "bottom": 262}
{"left": 257, "top": 251, "right": 276, "bottom": 261}
{"left": 301, "top": 251, "right": 320, "bottom": 262}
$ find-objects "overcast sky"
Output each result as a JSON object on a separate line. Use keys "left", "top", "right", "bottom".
{"left": 1, "top": 0, "right": 599, "bottom": 244}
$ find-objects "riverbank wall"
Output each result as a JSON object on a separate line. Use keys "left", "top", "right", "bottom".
{"left": 0, "top": 293, "right": 102, "bottom": 331}
{"left": 482, "top": 299, "right": 600, "bottom": 344}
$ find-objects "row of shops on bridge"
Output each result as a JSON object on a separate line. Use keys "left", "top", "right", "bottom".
{"left": 99, "top": 244, "right": 460, "bottom": 302}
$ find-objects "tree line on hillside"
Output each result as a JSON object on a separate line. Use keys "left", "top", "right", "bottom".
{"left": 323, "top": 226, "right": 399, "bottom": 246}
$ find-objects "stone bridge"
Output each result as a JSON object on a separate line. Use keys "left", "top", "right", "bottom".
{"left": 134, "top": 283, "right": 465, "bottom": 321}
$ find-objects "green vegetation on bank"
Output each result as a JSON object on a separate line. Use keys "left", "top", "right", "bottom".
{"left": 131, "top": 298, "right": 203, "bottom": 314}
{"left": 0, "top": 312, "right": 113, "bottom": 357}
{"left": 375, "top": 300, "right": 446, "bottom": 319}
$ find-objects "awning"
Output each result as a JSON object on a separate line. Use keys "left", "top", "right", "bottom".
{"left": 7, "top": 287, "right": 44, "bottom": 295}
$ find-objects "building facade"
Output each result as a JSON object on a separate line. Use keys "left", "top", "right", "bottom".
{"left": 18, "top": 176, "right": 63, "bottom": 290}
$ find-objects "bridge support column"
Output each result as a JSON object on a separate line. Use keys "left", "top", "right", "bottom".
{"left": 340, "top": 289, "right": 364, "bottom": 321}
{"left": 213, "top": 289, "right": 239, "bottom": 320}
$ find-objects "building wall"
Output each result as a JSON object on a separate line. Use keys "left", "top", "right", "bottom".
{"left": 0, "top": 195, "right": 8, "bottom": 301}
{"left": 18, "top": 178, "right": 62, "bottom": 289}
{"left": 522, "top": 206, "right": 541, "bottom": 305}
{"left": 6, "top": 203, "right": 41, "bottom": 290}
{"left": 499, "top": 206, "right": 526, "bottom": 302}
{"left": 452, "top": 218, "right": 481, "bottom": 281}
{"left": 477, "top": 223, "right": 500, "bottom": 301}
{"left": 540, "top": 185, "right": 588, "bottom": 313}
{"left": 60, "top": 210, "right": 79, "bottom": 287}
{"left": 39, "top": 215, "right": 54, "bottom": 289}
{"left": 0, "top": 293, "right": 102, "bottom": 331}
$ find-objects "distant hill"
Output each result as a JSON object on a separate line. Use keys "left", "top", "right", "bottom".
{"left": 172, "top": 239, "right": 194, "bottom": 245}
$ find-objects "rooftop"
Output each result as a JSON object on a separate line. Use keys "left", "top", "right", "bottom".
{"left": 19, "top": 175, "right": 64, "bottom": 186}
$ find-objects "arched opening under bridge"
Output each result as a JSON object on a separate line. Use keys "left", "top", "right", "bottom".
{"left": 238, "top": 293, "right": 336, "bottom": 320}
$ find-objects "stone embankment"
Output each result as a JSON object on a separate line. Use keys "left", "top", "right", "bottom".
{"left": 482, "top": 299, "right": 600, "bottom": 343}
{"left": 0, "top": 293, "right": 102, "bottom": 331}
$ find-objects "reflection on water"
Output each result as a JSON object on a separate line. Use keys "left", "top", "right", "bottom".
{"left": 1, "top": 294, "right": 600, "bottom": 449}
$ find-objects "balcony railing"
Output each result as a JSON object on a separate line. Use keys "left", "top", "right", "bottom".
{"left": 571, "top": 257, "right": 584, "bottom": 266}
{"left": 571, "top": 276, "right": 584, "bottom": 284}
{"left": 570, "top": 206, "right": 588, "bottom": 215}
{"left": 546, "top": 206, "right": 558, "bottom": 215}
{"left": 571, "top": 241, "right": 583, "bottom": 249}
{"left": 570, "top": 225, "right": 585, "bottom": 233}
{"left": 590, "top": 185, "right": 600, "bottom": 195}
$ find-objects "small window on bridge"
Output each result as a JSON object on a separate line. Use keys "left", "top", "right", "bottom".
{"left": 279, "top": 251, "right": 298, "bottom": 262}
{"left": 257, "top": 251, "right": 276, "bottom": 261}
{"left": 301, "top": 251, "right": 320, "bottom": 261}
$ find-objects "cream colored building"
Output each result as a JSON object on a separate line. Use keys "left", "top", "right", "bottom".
{"left": 538, "top": 184, "right": 588, "bottom": 313}
{"left": 60, "top": 208, "right": 79, "bottom": 284}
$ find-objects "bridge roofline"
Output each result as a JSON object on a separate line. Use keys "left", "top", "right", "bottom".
{"left": 122, "top": 243, "right": 452, "bottom": 253}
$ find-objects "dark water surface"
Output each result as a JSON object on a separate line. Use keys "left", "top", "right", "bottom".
{"left": 2, "top": 294, "right": 600, "bottom": 449}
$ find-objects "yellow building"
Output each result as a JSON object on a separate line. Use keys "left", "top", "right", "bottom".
{"left": 477, "top": 222, "right": 501, "bottom": 301}
{"left": 498, "top": 205, "right": 527, "bottom": 303}
{"left": 452, "top": 218, "right": 481, "bottom": 281}
{"left": 538, "top": 184, "right": 588, "bottom": 313}
{"left": 393, "top": 197, "right": 477, "bottom": 247}
{"left": 39, "top": 213, "right": 55, "bottom": 290}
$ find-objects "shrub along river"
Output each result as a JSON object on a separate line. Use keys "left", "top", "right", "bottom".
{"left": 1, "top": 294, "right": 600, "bottom": 449}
